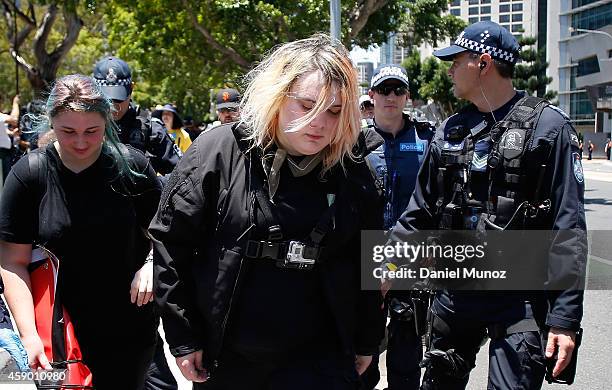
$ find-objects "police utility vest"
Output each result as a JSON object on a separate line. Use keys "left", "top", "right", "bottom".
{"left": 365, "top": 117, "right": 434, "bottom": 229}
{"left": 437, "top": 96, "right": 553, "bottom": 231}
{"left": 116, "top": 106, "right": 155, "bottom": 153}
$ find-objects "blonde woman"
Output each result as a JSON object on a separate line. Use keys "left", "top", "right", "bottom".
{"left": 150, "top": 34, "right": 385, "bottom": 389}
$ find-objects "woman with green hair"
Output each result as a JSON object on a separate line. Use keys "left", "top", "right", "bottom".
{"left": 0, "top": 74, "right": 162, "bottom": 389}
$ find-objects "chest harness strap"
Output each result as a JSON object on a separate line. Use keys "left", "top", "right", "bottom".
{"left": 244, "top": 156, "right": 339, "bottom": 270}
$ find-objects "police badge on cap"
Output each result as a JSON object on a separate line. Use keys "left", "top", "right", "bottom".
{"left": 370, "top": 64, "right": 410, "bottom": 88}
{"left": 92, "top": 56, "right": 133, "bottom": 101}
{"left": 433, "top": 21, "right": 521, "bottom": 64}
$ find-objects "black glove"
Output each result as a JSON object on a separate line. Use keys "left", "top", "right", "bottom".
{"left": 420, "top": 348, "right": 472, "bottom": 378}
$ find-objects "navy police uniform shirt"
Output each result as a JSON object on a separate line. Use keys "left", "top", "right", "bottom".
{"left": 366, "top": 114, "right": 434, "bottom": 229}
{"left": 116, "top": 104, "right": 181, "bottom": 175}
{"left": 388, "top": 93, "right": 586, "bottom": 332}
{"left": 448, "top": 92, "right": 523, "bottom": 202}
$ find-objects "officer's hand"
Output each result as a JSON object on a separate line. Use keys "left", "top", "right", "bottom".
{"left": 176, "top": 350, "right": 208, "bottom": 382}
{"left": 355, "top": 354, "right": 372, "bottom": 375}
{"left": 130, "top": 259, "right": 153, "bottom": 306}
{"left": 545, "top": 327, "right": 576, "bottom": 378}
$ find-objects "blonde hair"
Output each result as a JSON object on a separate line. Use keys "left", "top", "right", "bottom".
{"left": 240, "top": 34, "right": 360, "bottom": 173}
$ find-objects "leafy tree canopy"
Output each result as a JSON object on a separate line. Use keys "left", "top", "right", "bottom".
{"left": 104, "top": 0, "right": 464, "bottom": 120}
{"left": 513, "top": 34, "right": 556, "bottom": 102}
{"left": 0, "top": 0, "right": 468, "bottom": 121}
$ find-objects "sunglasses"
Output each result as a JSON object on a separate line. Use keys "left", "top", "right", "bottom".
{"left": 111, "top": 98, "right": 127, "bottom": 104}
{"left": 219, "top": 107, "right": 238, "bottom": 113}
{"left": 373, "top": 85, "right": 408, "bottom": 96}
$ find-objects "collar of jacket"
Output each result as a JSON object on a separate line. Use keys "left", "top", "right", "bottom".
{"left": 231, "top": 122, "right": 384, "bottom": 170}
{"left": 355, "top": 126, "right": 384, "bottom": 159}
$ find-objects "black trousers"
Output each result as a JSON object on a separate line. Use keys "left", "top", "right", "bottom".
{"left": 359, "top": 353, "right": 380, "bottom": 390}
{"left": 386, "top": 318, "right": 422, "bottom": 390}
{"left": 360, "top": 319, "right": 422, "bottom": 390}
{"left": 85, "top": 342, "right": 156, "bottom": 390}
{"left": 423, "top": 294, "right": 546, "bottom": 390}
{"left": 144, "top": 331, "right": 178, "bottom": 390}
{"left": 195, "top": 351, "right": 360, "bottom": 390}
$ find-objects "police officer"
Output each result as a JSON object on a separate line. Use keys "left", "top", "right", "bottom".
{"left": 93, "top": 56, "right": 179, "bottom": 390}
{"left": 362, "top": 64, "right": 434, "bottom": 390}
{"left": 359, "top": 95, "right": 374, "bottom": 120}
{"left": 385, "top": 21, "right": 586, "bottom": 389}
{"left": 93, "top": 57, "right": 180, "bottom": 175}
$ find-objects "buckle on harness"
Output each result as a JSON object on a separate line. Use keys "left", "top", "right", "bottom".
{"left": 524, "top": 199, "right": 551, "bottom": 219}
{"left": 280, "top": 241, "right": 316, "bottom": 270}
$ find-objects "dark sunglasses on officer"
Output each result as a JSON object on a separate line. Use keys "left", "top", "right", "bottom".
{"left": 373, "top": 84, "right": 408, "bottom": 96}
{"left": 360, "top": 101, "right": 374, "bottom": 110}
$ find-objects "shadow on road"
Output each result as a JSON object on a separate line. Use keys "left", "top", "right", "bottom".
{"left": 584, "top": 197, "right": 612, "bottom": 205}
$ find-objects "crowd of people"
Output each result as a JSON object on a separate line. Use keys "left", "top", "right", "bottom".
{"left": 0, "top": 20, "right": 587, "bottom": 390}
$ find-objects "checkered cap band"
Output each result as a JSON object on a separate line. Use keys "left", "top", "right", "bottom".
{"left": 454, "top": 32, "right": 518, "bottom": 63}
{"left": 94, "top": 77, "right": 132, "bottom": 87}
{"left": 370, "top": 66, "right": 409, "bottom": 87}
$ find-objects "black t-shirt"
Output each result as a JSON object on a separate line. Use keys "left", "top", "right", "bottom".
{"left": 226, "top": 159, "right": 340, "bottom": 363}
{"left": 0, "top": 143, "right": 162, "bottom": 353}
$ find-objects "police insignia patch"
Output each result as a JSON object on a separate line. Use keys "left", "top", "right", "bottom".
{"left": 502, "top": 130, "right": 523, "bottom": 151}
{"left": 569, "top": 132, "right": 580, "bottom": 148}
{"left": 443, "top": 140, "right": 464, "bottom": 151}
{"left": 572, "top": 152, "right": 584, "bottom": 183}
{"left": 106, "top": 68, "right": 118, "bottom": 83}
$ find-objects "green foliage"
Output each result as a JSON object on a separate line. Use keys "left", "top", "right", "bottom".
{"left": 402, "top": 51, "right": 465, "bottom": 118}
{"left": 513, "top": 35, "right": 557, "bottom": 101}
{"left": 400, "top": 0, "right": 466, "bottom": 48}
{"left": 0, "top": 0, "right": 465, "bottom": 120}
{"left": 103, "top": 0, "right": 419, "bottom": 120}
{"left": 418, "top": 56, "right": 465, "bottom": 116}
{"left": 350, "top": 1, "right": 411, "bottom": 48}
{"left": 402, "top": 50, "right": 422, "bottom": 101}
{"left": 0, "top": 1, "right": 109, "bottom": 102}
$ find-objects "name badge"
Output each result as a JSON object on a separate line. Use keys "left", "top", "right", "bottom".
{"left": 400, "top": 143, "right": 424, "bottom": 152}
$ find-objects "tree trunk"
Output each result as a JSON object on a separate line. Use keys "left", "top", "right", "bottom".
{"left": 181, "top": 0, "right": 251, "bottom": 71}
{"left": 33, "top": 3, "right": 83, "bottom": 95}
{"left": 2, "top": 2, "right": 83, "bottom": 96}
{"left": 344, "top": 0, "right": 389, "bottom": 47}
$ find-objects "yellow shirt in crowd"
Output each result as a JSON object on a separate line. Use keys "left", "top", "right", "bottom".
{"left": 168, "top": 128, "right": 192, "bottom": 153}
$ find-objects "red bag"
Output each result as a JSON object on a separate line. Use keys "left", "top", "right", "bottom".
{"left": 29, "top": 246, "right": 94, "bottom": 389}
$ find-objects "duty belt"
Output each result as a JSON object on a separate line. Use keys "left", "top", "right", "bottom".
{"left": 245, "top": 240, "right": 325, "bottom": 270}
{"left": 487, "top": 318, "right": 539, "bottom": 339}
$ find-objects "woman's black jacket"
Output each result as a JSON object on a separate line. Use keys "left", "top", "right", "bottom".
{"left": 149, "top": 123, "right": 386, "bottom": 368}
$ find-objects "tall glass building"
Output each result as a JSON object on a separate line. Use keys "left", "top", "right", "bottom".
{"left": 448, "top": 0, "right": 538, "bottom": 38}
{"left": 556, "top": 0, "right": 612, "bottom": 134}
{"left": 381, "top": 1, "right": 538, "bottom": 67}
